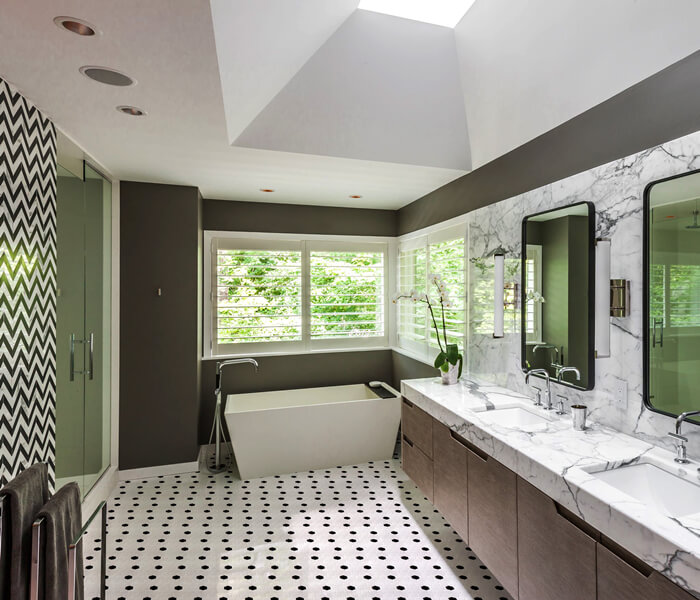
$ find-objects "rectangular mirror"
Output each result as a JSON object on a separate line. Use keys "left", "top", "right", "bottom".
{"left": 521, "top": 202, "right": 595, "bottom": 390}
{"left": 644, "top": 169, "right": 700, "bottom": 420}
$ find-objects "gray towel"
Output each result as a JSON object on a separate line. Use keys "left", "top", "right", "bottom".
{"left": 0, "top": 463, "right": 50, "bottom": 600}
{"left": 35, "top": 482, "right": 83, "bottom": 600}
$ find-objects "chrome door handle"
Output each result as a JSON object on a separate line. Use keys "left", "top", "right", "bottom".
{"left": 652, "top": 318, "right": 664, "bottom": 348}
{"left": 69, "top": 334, "right": 93, "bottom": 380}
{"left": 88, "top": 332, "right": 94, "bottom": 380}
{"left": 69, "top": 334, "right": 75, "bottom": 381}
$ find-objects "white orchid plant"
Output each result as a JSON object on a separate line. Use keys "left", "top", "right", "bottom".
{"left": 392, "top": 273, "right": 463, "bottom": 378}
{"left": 525, "top": 290, "right": 546, "bottom": 303}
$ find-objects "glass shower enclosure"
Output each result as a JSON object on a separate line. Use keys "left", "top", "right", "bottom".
{"left": 55, "top": 161, "right": 112, "bottom": 496}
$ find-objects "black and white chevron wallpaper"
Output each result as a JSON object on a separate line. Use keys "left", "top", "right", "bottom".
{"left": 0, "top": 78, "right": 57, "bottom": 486}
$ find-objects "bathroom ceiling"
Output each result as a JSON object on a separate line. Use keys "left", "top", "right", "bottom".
{"left": 0, "top": 0, "right": 468, "bottom": 209}
{"left": 1, "top": 1, "right": 699, "bottom": 209}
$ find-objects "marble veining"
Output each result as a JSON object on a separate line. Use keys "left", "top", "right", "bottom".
{"left": 402, "top": 377, "right": 700, "bottom": 597}
{"left": 463, "top": 129, "right": 700, "bottom": 460}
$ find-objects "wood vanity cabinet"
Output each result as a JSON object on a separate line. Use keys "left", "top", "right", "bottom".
{"left": 597, "top": 537, "right": 696, "bottom": 600}
{"left": 517, "top": 478, "right": 597, "bottom": 600}
{"left": 467, "top": 442, "right": 519, "bottom": 597}
{"left": 401, "top": 398, "right": 433, "bottom": 458}
{"left": 432, "top": 420, "right": 468, "bottom": 542}
{"left": 401, "top": 433, "right": 433, "bottom": 502}
{"left": 401, "top": 398, "right": 434, "bottom": 502}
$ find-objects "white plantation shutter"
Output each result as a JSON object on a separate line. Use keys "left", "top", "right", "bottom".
{"left": 669, "top": 265, "right": 700, "bottom": 328}
{"left": 211, "top": 237, "right": 388, "bottom": 354}
{"left": 397, "top": 238, "right": 428, "bottom": 354}
{"left": 396, "top": 224, "right": 467, "bottom": 360}
{"left": 213, "top": 239, "right": 303, "bottom": 354}
{"left": 428, "top": 236, "right": 466, "bottom": 351}
{"left": 309, "top": 244, "right": 386, "bottom": 343}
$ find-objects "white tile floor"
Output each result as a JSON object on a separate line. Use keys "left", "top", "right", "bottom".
{"left": 84, "top": 458, "right": 511, "bottom": 600}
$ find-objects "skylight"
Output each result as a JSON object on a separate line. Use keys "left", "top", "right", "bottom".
{"left": 357, "top": 0, "right": 476, "bottom": 28}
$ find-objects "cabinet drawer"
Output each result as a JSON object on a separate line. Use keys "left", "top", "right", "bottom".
{"left": 598, "top": 540, "right": 695, "bottom": 600}
{"left": 432, "top": 420, "right": 468, "bottom": 542}
{"left": 401, "top": 398, "right": 433, "bottom": 458}
{"left": 467, "top": 444, "right": 518, "bottom": 598}
{"left": 517, "top": 478, "right": 597, "bottom": 600}
{"left": 402, "top": 434, "right": 434, "bottom": 503}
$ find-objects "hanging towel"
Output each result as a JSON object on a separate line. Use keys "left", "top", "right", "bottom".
{"left": 0, "top": 462, "right": 50, "bottom": 600}
{"left": 35, "top": 482, "right": 83, "bottom": 600}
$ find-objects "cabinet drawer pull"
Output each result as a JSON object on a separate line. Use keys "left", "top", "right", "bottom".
{"left": 402, "top": 434, "right": 414, "bottom": 447}
{"left": 600, "top": 536, "right": 653, "bottom": 577}
{"left": 449, "top": 429, "right": 470, "bottom": 449}
{"left": 554, "top": 502, "right": 598, "bottom": 541}
{"left": 402, "top": 397, "right": 414, "bottom": 408}
{"left": 464, "top": 441, "right": 488, "bottom": 462}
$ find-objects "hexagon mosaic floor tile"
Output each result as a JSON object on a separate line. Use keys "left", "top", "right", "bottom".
{"left": 84, "top": 458, "right": 512, "bottom": 600}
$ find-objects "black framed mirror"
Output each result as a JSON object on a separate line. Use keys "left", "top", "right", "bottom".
{"left": 521, "top": 201, "right": 595, "bottom": 390}
{"left": 643, "top": 169, "right": 700, "bottom": 420}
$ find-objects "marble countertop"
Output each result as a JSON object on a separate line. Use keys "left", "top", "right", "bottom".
{"left": 402, "top": 376, "right": 700, "bottom": 597}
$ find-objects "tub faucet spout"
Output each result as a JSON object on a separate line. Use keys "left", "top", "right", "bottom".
{"left": 215, "top": 358, "right": 259, "bottom": 397}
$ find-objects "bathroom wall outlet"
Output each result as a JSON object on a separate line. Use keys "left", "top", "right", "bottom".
{"left": 614, "top": 380, "right": 628, "bottom": 409}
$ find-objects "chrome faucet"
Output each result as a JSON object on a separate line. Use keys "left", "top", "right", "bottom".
{"left": 557, "top": 366, "right": 581, "bottom": 385}
{"left": 669, "top": 410, "right": 700, "bottom": 464}
{"left": 525, "top": 369, "right": 551, "bottom": 410}
{"left": 215, "top": 358, "right": 259, "bottom": 398}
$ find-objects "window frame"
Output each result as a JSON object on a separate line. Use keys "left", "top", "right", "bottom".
{"left": 395, "top": 219, "right": 468, "bottom": 364}
{"left": 204, "top": 231, "right": 395, "bottom": 358}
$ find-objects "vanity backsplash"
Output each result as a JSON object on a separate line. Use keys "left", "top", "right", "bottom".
{"left": 465, "top": 129, "right": 700, "bottom": 456}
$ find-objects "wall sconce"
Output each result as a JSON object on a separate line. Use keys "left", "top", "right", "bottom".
{"left": 595, "top": 239, "right": 630, "bottom": 358}
{"left": 595, "top": 239, "right": 611, "bottom": 358}
{"left": 493, "top": 250, "right": 505, "bottom": 338}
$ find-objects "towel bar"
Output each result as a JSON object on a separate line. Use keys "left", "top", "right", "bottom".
{"left": 30, "top": 500, "right": 107, "bottom": 600}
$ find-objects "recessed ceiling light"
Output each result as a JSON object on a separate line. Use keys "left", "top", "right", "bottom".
{"left": 357, "top": 0, "right": 477, "bottom": 28}
{"left": 117, "top": 105, "right": 146, "bottom": 116}
{"left": 79, "top": 65, "right": 134, "bottom": 86}
{"left": 349, "top": 195, "right": 363, "bottom": 199}
{"left": 54, "top": 16, "right": 98, "bottom": 36}
{"left": 259, "top": 188, "right": 275, "bottom": 193}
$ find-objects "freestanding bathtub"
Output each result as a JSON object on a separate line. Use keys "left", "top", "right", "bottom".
{"left": 224, "top": 383, "right": 400, "bottom": 479}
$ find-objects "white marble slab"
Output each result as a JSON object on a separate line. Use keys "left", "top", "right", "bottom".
{"left": 462, "top": 129, "right": 700, "bottom": 460}
{"left": 402, "top": 376, "right": 700, "bottom": 597}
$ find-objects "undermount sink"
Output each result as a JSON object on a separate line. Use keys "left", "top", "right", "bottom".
{"left": 590, "top": 462, "right": 700, "bottom": 518}
{"left": 478, "top": 406, "right": 552, "bottom": 430}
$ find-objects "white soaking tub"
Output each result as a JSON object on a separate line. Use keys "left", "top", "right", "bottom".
{"left": 224, "top": 383, "right": 400, "bottom": 479}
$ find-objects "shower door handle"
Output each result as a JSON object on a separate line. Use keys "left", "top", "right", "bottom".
{"left": 69, "top": 334, "right": 75, "bottom": 381}
{"left": 88, "top": 332, "right": 94, "bottom": 380}
{"left": 69, "top": 333, "right": 93, "bottom": 380}
{"left": 652, "top": 318, "right": 664, "bottom": 348}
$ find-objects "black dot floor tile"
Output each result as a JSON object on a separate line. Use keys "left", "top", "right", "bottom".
{"left": 83, "top": 458, "right": 512, "bottom": 599}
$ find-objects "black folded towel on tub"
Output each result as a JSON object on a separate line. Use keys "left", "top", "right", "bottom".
{"left": 36, "top": 482, "right": 83, "bottom": 600}
{"left": 0, "top": 462, "right": 50, "bottom": 600}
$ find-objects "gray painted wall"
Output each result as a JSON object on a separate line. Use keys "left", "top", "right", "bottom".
{"left": 204, "top": 198, "right": 397, "bottom": 236}
{"left": 120, "top": 182, "right": 202, "bottom": 470}
{"left": 398, "top": 50, "right": 700, "bottom": 234}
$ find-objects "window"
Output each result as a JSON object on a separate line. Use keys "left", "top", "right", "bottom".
{"left": 669, "top": 265, "right": 700, "bottom": 328}
{"left": 310, "top": 247, "right": 385, "bottom": 341}
{"left": 524, "top": 244, "right": 543, "bottom": 342}
{"left": 396, "top": 224, "right": 466, "bottom": 360}
{"left": 209, "top": 236, "right": 388, "bottom": 355}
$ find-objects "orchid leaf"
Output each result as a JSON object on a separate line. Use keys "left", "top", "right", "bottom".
{"left": 434, "top": 351, "right": 446, "bottom": 369}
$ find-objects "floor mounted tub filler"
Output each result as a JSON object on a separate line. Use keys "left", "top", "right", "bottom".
{"left": 224, "top": 383, "right": 401, "bottom": 479}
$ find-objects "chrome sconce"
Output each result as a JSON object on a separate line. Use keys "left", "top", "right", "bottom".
{"left": 595, "top": 238, "right": 630, "bottom": 358}
{"left": 493, "top": 250, "right": 505, "bottom": 338}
